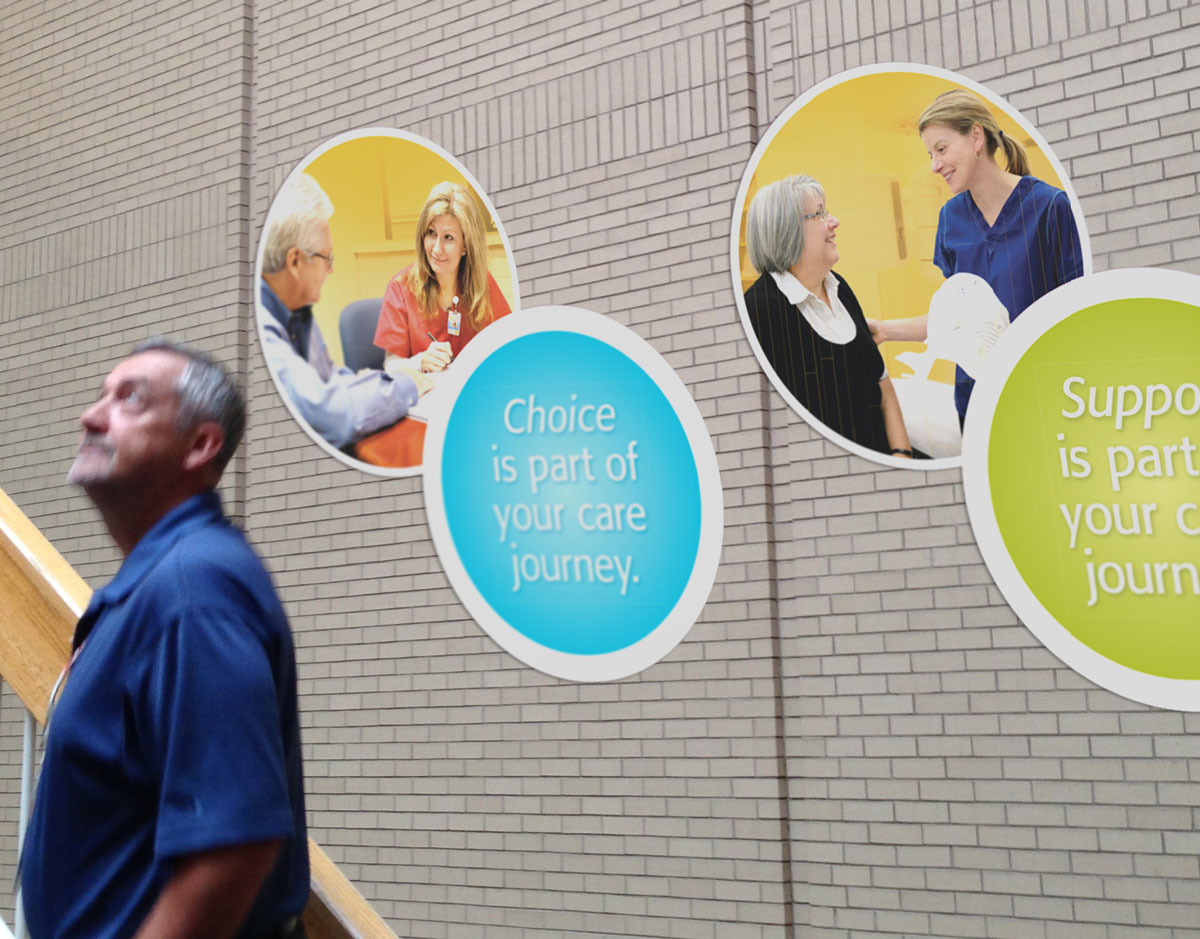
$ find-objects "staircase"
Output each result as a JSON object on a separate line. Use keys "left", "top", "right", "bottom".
{"left": 0, "top": 488, "right": 397, "bottom": 939}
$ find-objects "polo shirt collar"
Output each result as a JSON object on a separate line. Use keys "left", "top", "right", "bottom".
{"left": 259, "top": 279, "right": 313, "bottom": 359}
{"left": 259, "top": 278, "right": 292, "bottom": 331}
{"left": 76, "top": 491, "right": 224, "bottom": 648}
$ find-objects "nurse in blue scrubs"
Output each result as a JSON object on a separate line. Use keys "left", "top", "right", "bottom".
{"left": 870, "top": 89, "right": 1084, "bottom": 424}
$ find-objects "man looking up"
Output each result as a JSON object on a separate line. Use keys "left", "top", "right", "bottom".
{"left": 259, "top": 173, "right": 425, "bottom": 448}
{"left": 21, "top": 340, "right": 308, "bottom": 939}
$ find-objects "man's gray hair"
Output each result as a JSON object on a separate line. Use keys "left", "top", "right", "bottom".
{"left": 134, "top": 338, "right": 245, "bottom": 472}
{"left": 745, "top": 175, "right": 825, "bottom": 275}
{"left": 261, "top": 173, "right": 334, "bottom": 274}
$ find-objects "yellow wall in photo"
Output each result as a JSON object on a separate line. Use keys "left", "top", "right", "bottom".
{"left": 739, "top": 72, "right": 1065, "bottom": 385}
{"left": 305, "top": 136, "right": 516, "bottom": 366}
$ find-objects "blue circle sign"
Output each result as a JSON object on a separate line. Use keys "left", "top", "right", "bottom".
{"left": 423, "top": 306, "right": 724, "bottom": 681}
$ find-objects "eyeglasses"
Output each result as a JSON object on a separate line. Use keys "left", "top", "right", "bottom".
{"left": 306, "top": 251, "right": 334, "bottom": 269}
{"left": 802, "top": 207, "right": 830, "bottom": 222}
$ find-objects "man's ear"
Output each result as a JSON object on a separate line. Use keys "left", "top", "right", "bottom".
{"left": 284, "top": 244, "right": 305, "bottom": 274}
{"left": 183, "top": 421, "right": 225, "bottom": 475}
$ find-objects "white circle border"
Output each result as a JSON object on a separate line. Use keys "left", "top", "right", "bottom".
{"left": 254, "top": 127, "right": 522, "bottom": 478}
{"left": 421, "top": 306, "right": 726, "bottom": 682}
{"left": 729, "top": 62, "right": 1094, "bottom": 471}
{"left": 962, "top": 267, "right": 1200, "bottom": 711}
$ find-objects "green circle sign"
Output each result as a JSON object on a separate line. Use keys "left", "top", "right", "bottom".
{"left": 965, "top": 270, "right": 1200, "bottom": 709}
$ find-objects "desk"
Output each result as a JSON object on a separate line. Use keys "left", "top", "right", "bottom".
{"left": 352, "top": 417, "right": 426, "bottom": 468}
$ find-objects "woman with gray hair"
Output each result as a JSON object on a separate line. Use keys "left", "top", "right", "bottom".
{"left": 743, "top": 175, "right": 911, "bottom": 458}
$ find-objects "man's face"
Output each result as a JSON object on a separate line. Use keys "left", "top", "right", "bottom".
{"left": 295, "top": 222, "right": 333, "bottom": 307}
{"left": 68, "top": 351, "right": 189, "bottom": 494}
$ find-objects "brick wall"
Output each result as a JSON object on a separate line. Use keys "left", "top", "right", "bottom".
{"left": 0, "top": 0, "right": 253, "bottom": 923}
{"left": 1, "top": 0, "right": 1198, "bottom": 935}
{"left": 770, "top": 3, "right": 1200, "bottom": 936}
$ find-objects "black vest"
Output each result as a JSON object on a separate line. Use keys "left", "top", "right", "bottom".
{"left": 744, "top": 271, "right": 889, "bottom": 454}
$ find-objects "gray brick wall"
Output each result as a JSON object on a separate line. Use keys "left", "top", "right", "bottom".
{"left": 0, "top": 0, "right": 253, "bottom": 922}
{"left": 2, "top": 0, "right": 1198, "bottom": 936}
{"left": 769, "top": 2, "right": 1200, "bottom": 935}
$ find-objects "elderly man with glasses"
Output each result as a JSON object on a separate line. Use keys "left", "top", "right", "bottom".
{"left": 258, "top": 173, "right": 425, "bottom": 449}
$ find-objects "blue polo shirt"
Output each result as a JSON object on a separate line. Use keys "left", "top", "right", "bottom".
{"left": 933, "top": 175, "right": 1084, "bottom": 418}
{"left": 22, "top": 492, "right": 308, "bottom": 939}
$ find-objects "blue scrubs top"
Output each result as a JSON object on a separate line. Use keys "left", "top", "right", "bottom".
{"left": 22, "top": 492, "right": 308, "bottom": 939}
{"left": 933, "top": 175, "right": 1084, "bottom": 418}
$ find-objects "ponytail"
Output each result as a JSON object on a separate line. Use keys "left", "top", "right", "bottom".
{"left": 996, "top": 129, "right": 1030, "bottom": 176}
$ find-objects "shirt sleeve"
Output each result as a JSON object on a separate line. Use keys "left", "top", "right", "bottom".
{"left": 1044, "top": 188, "right": 1084, "bottom": 288}
{"left": 932, "top": 205, "right": 953, "bottom": 279}
{"left": 488, "top": 272, "right": 512, "bottom": 320}
{"left": 374, "top": 274, "right": 416, "bottom": 357}
{"left": 261, "top": 319, "right": 419, "bottom": 448}
{"left": 145, "top": 605, "right": 294, "bottom": 859}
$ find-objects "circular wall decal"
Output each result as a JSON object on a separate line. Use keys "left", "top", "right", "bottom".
{"left": 964, "top": 269, "right": 1200, "bottom": 710}
{"left": 730, "top": 64, "right": 1091, "bottom": 467}
{"left": 422, "top": 306, "right": 724, "bottom": 681}
{"left": 256, "top": 128, "right": 519, "bottom": 476}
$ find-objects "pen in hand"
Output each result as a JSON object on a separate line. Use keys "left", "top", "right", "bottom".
{"left": 423, "top": 332, "right": 453, "bottom": 373}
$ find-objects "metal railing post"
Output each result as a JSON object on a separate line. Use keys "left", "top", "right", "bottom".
{"left": 0, "top": 680, "right": 13, "bottom": 939}
{"left": 13, "top": 691, "right": 35, "bottom": 939}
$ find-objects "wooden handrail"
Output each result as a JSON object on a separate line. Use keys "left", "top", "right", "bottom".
{"left": 0, "top": 488, "right": 396, "bottom": 939}
{"left": 0, "top": 490, "right": 84, "bottom": 723}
